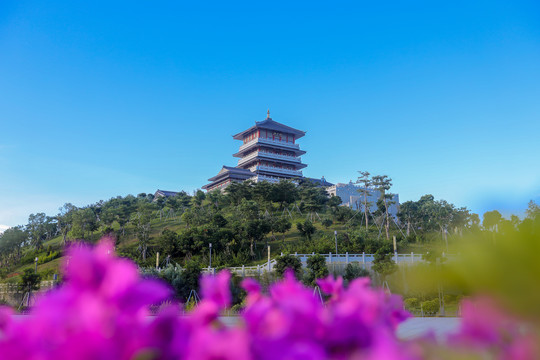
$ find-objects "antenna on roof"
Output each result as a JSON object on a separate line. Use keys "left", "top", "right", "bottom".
{"left": 266, "top": 109, "right": 270, "bottom": 119}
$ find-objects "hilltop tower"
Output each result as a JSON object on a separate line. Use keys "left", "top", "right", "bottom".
{"left": 203, "top": 111, "right": 307, "bottom": 191}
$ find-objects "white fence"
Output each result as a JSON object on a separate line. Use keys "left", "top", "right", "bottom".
{"left": 293, "top": 252, "right": 425, "bottom": 265}
{"left": 197, "top": 252, "right": 447, "bottom": 276}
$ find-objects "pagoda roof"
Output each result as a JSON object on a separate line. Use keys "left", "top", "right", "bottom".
{"left": 233, "top": 117, "right": 306, "bottom": 140}
{"left": 237, "top": 155, "right": 308, "bottom": 169}
{"left": 233, "top": 144, "right": 306, "bottom": 157}
{"left": 207, "top": 166, "right": 254, "bottom": 182}
{"left": 153, "top": 189, "right": 179, "bottom": 198}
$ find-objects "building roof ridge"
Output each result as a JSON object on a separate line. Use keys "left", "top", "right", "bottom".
{"left": 232, "top": 112, "right": 305, "bottom": 140}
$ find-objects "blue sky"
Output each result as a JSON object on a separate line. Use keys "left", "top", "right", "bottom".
{"left": 1, "top": 0, "right": 539, "bottom": 228}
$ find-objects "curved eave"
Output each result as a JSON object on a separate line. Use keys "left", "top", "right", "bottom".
{"left": 239, "top": 156, "right": 308, "bottom": 169}
{"left": 233, "top": 142, "right": 306, "bottom": 157}
{"left": 232, "top": 118, "right": 306, "bottom": 140}
{"left": 257, "top": 169, "right": 302, "bottom": 178}
{"left": 207, "top": 169, "right": 254, "bottom": 182}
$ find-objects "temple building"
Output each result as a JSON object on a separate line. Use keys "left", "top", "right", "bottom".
{"left": 203, "top": 111, "right": 309, "bottom": 191}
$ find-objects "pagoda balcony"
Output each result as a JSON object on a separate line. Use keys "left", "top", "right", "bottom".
{"left": 239, "top": 137, "right": 300, "bottom": 152}
{"left": 237, "top": 151, "right": 302, "bottom": 166}
{"left": 255, "top": 165, "right": 303, "bottom": 177}
{"left": 250, "top": 174, "right": 301, "bottom": 184}
{"left": 250, "top": 174, "right": 281, "bottom": 183}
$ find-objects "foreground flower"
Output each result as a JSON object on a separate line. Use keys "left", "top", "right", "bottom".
{"left": 448, "top": 297, "right": 538, "bottom": 360}
{"left": 240, "top": 272, "right": 416, "bottom": 360}
{"left": 5, "top": 237, "right": 534, "bottom": 359}
{"left": 0, "top": 238, "right": 173, "bottom": 360}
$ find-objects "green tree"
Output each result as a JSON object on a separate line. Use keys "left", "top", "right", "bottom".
{"left": 27, "top": 213, "right": 48, "bottom": 249}
{"left": 327, "top": 195, "right": 342, "bottom": 211}
{"left": 133, "top": 203, "right": 154, "bottom": 261}
{"left": 297, "top": 220, "right": 316, "bottom": 241}
{"left": 422, "top": 249, "right": 445, "bottom": 265}
{"left": 525, "top": 200, "right": 540, "bottom": 220}
{"left": 191, "top": 190, "right": 206, "bottom": 207}
{"left": 19, "top": 268, "right": 41, "bottom": 294}
{"left": 483, "top": 210, "right": 503, "bottom": 232}
{"left": 271, "top": 180, "right": 299, "bottom": 209}
{"left": 225, "top": 181, "right": 253, "bottom": 206}
{"left": 275, "top": 254, "right": 302, "bottom": 279}
{"left": 298, "top": 181, "right": 328, "bottom": 220}
{"left": 238, "top": 199, "right": 271, "bottom": 256}
{"left": 372, "top": 175, "right": 394, "bottom": 240}
{"left": 0, "top": 227, "right": 27, "bottom": 263}
{"left": 398, "top": 201, "right": 419, "bottom": 237}
{"left": 69, "top": 208, "right": 98, "bottom": 240}
{"left": 57, "top": 203, "right": 77, "bottom": 245}
{"left": 270, "top": 217, "right": 292, "bottom": 241}
{"left": 305, "top": 254, "right": 329, "bottom": 286}
{"left": 372, "top": 245, "right": 397, "bottom": 286}
{"left": 321, "top": 219, "right": 333, "bottom": 228}
{"left": 343, "top": 262, "right": 370, "bottom": 282}
{"left": 159, "top": 261, "right": 201, "bottom": 302}
{"left": 253, "top": 181, "right": 273, "bottom": 209}
{"left": 356, "top": 171, "right": 373, "bottom": 230}
{"left": 180, "top": 260, "right": 202, "bottom": 301}
{"left": 158, "top": 229, "right": 179, "bottom": 258}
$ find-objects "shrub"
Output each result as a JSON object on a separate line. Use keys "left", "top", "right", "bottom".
{"left": 443, "top": 294, "right": 458, "bottom": 304}
{"left": 19, "top": 269, "right": 41, "bottom": 293}
{"left": 421, "top": 299, "right": 440, "bottom": 315}
{"left": 404, "top": 298, "right": 420, "bottom": 311}
{"left": 38, "top": 269, "right": 56, "bottom": 280}
{"left": 343, "top": 262, "right": 370, "bottom": 282}
{"left": 37, "top": 251, "right": 61, "bottom": 265}
{"left": 305, "top": 254, "right": 329, "bottom": 286}
{"left": 296, "top": 220, "right": 316, "bottom": 241}
{"left": 274, "top": 254, "right": 303, "bottom": 279}
{"left": 19, "top": 250, "right": 39, "bottom": 266}
{"left": 321, "top": 219, "right": 333, "bottom": 228}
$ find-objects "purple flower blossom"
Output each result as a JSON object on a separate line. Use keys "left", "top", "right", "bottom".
{"left": 3, "top": 236, "right": 533, "bottom": 359}
{"left": 450, "top": 297, "right": 538, "bottom": 359}
{"left": 200, "top": 270, "right": 232, "bottom": 309}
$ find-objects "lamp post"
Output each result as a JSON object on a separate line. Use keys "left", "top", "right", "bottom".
{"left": 209, "top": 243, "right": 212, "bottom": 270}
{"left": 334, "top": 231, "right": 338, "bottom": 254}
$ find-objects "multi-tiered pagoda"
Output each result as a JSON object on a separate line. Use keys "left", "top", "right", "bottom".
{"left": 203, "top": 111, "right": 308, "bottom": 192}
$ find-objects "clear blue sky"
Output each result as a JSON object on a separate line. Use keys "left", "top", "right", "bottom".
{"left": 1, "top": 0, "right": 539, "bottom": 228}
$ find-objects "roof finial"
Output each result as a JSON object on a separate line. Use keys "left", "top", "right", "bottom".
{"left": 266, "top": 109, "right": 270, "bottom": 119}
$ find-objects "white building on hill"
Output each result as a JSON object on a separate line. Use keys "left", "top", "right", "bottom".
{"left": 326, "top": 181, "right": 400, "bottom": 218}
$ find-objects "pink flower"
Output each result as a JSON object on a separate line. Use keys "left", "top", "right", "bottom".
{"left": 450, "top": 297, "right": 539, "bottom": 359}
{"left": 317, "top": 275, "right": 343, "bottom": 301}
{"left": 200, "top": 270, "right": 232, "bottom": 309}
{"left": 0, "top": 238, "right": 173, "bottom": 360}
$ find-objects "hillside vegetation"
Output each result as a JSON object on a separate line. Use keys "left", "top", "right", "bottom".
{"left": 2, "top": 177, "right": 537, "bottom": 283}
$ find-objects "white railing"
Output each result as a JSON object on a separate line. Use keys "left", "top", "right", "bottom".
{"left": 202, "top": 259, "right": 277, "bottom": 276}
{"left": 258, "top": 151, "right": 301, "bottom": 163}
{"left": 239, "top": 138, "right": 300, "bottom": 152}
{"left": 154, "top": 253, "right": 455, "bottom": 278}
{"left": 237, "top": 151, "right": 259, "bottom": 166}
{"left": 251, "top": 175, "right": 281, "bottom": 183}
{"left": 256, "top": 166, "right": 302, "bottom": 176}
{"left": 237, "top": 151, "right": 302, "bottom": 167}
{"left": 290, "top": 252, "right": 430, "bottom": 266}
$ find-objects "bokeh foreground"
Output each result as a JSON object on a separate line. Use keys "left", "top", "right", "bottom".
{"left": 1, "top": 227, "right": 539, "bottom": 359}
